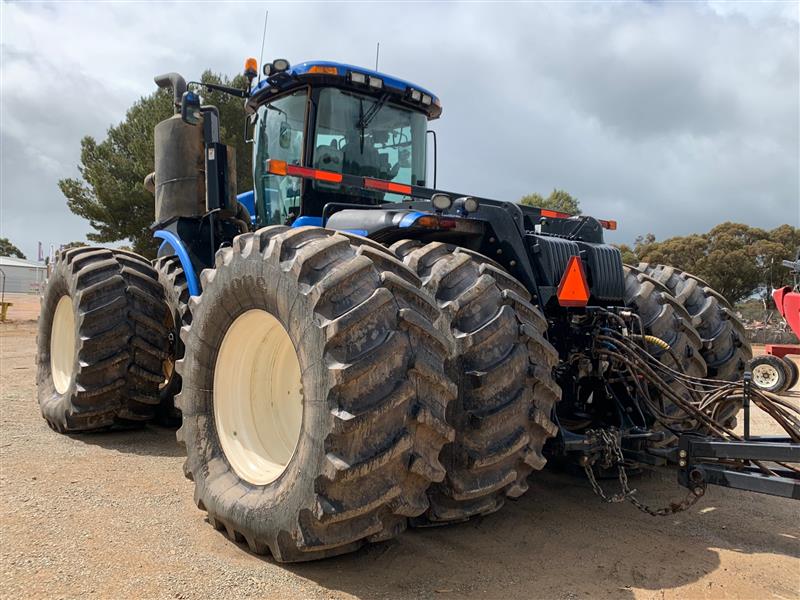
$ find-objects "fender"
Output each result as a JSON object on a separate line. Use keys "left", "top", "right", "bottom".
{"left": 154, "top": 230, "right": 202, "bottom": 297}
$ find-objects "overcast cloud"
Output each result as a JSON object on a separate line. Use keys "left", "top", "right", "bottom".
{"left": 1, "top": 1, "right": 798, "bottom": 260}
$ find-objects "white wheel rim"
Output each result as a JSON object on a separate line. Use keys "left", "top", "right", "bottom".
{"left": 752, "top": 363, "right": 780, "bottom": 388}
{"left": 213, "top": 309, "right": 303, "bottom": 486}
{"left": 50, "top": 295, "right": 76, "bottom": 394}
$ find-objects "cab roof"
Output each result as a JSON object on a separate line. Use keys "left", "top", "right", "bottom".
{"left": 249, "top": 60, "right": 442, "bottom": 119}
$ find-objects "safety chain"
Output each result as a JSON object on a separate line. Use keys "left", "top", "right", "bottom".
{"left": 583, "top": 428, "right": 706, "bottom": 516}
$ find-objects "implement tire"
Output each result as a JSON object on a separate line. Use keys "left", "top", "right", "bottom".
{"left": 153, "top": 256, "right": 191, "bottom": 426}
{"left": 36, "top": 247, "right": 168, "bottom": 432}
{"left": 750, "top": 355, "right": 790, "bottom": 393}
{"left": 636, "top": 264, "right": 752, "bottom": 381}
{"left": 392, "top": 241, "right": 561, "bottom": 524}
{"left": 176, "top": 226, "right": 455, "bottom": 562}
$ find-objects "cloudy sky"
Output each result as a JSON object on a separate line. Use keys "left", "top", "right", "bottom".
{"left": 1, "top": 1, "right": 798, "bottom": 261}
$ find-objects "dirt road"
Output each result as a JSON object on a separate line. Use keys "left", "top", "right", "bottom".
{"left": 1, "top": 304, "right": 798, "bottom": 599}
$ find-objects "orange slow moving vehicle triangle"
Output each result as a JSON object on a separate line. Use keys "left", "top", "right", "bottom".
{"left": 557, "top": 256, "right": 591, "bottom": 307}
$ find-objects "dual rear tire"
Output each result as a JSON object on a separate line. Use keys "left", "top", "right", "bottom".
{"left": 175, "top": 229, "right": 561, "bottom": 560}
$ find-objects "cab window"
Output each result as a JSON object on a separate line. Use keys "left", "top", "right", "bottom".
{"left": 252, "top": 89, "right": 308, "bottom": 225}
{"left": 313, "top": 88, "right": 427, "bottom": 202}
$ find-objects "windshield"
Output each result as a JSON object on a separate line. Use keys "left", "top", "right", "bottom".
{"left": 252, "top": 89, "right": 308, "bottom": 225}
{"left": 313, "top": 88, "right": 427, "bottom": 200}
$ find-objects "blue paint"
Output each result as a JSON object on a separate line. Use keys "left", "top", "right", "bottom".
{"left": 236, "top": 190, "right": 256, "bottom": 227}
{"left": 252, "top": 60, "right": 440, "bottom": 107}
{"left": 340, "top": 229, "right": 369, "bottom": 237}
{"left": 154, "top": 230, "right": 201, "bottom": 297}
{"left": 399, "top": 211, "right": 428, "bottom": 228}
{"left": 292, "top": 216, "right": 324, "bottom": 228}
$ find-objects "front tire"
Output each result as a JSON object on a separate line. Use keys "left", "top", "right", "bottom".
{"left": 176, "top": 227, "right": 455, "bottom": 562}
{"left": 36, "top": 247, "right": 168, "bottom": 432}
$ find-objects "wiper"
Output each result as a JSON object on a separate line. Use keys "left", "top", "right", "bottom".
{"left": 357, "top": 94, "right": 390, "bottom": 152}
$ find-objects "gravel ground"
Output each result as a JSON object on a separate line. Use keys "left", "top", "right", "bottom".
{"left": 1, "top": 303, "right": 799, "bottom": 599}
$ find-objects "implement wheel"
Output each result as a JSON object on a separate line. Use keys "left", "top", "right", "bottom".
{"left": 176, "top": 226, "right": 454, "bottom": 562}
{"left": 749, "top": 355, "right": 790, "bottom": 393}
{"left": 392, "top": 241, "right": 561, "bottom": 524}
{"left": 36, "top": 247, "right": 168, "bottom": 432}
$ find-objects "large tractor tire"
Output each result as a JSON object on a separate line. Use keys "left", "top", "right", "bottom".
{"left": 36, "top": 247, "right": 168, "bottom": 432}
{"left": 176, "top": 226, "right": 455, "bottom": 562}
{"left": 153, "top": 255, "right": 191, "bottom": 426}
{"left": 623, "top": 267, "right": 710, "bottom": 436}
{"left": 623, "top": 266, "right": 707, "bottom": 378}
{"left": 391, "top": 241, "right": 561, "bottom": 524}
{"left": 636, "top": 264, "right": 751, "bottom": 381}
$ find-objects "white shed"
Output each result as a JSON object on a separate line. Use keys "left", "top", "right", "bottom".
{"left": 0, "top": 256, "right": 47, "bottom": 294}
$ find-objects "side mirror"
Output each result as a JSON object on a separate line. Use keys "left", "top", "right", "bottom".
{"left": 180, "top": 91, "right": 202, "bottom": 125}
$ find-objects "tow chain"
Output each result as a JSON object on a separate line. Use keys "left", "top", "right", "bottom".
{"left": 583, "top": 428, "right": 706, "bottom": 516}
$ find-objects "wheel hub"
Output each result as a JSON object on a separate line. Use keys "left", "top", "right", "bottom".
{"left": 213, "top": 309, "right": 303, "bottom": 486}
{"left": 752, "top": 363, "right": 780, "bottom": 389}
{"left": 50, "top": 295, "right": 76, "bottom": 394}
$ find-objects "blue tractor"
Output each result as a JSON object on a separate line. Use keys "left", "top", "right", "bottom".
{"left": 37, "top": 58, "right": 763, "bottom": 562}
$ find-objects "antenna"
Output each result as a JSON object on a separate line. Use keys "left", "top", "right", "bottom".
{"left": 375, "top": 42, "right": 380, "bottom": 71}
{"left": 258, "top": 9, "right": 269, "bottom": 84}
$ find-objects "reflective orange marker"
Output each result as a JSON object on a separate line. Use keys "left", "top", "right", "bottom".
{"left": 541, "top": 209, "right": 572, "bottom": 219}
{"left": 266, "top": 159, "right": 288, "bottom": 176}
{"left": 307, "top": 65, "right": 339, "bottom": 75}
{"left": 557, "top": 256, "right": 590, "bottom": 307}
{"left": 363, "top": 178, "right": 412, "bottom": 195}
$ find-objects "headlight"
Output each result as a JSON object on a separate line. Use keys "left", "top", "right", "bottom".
{"left": 431, "top": 193, "right": 452, "bottom": 211}
{"left": 463, "top": 196, "right": 479, "bottom": 213}
{"left": 349, "top": 71, "right": 367, "bottom": 85}
{"left": 273, "top": 59, "right": 291, "bottom": 72}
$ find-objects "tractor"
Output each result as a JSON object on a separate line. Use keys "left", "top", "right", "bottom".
{"left": 37, "top": 58, "right": 798, "bottom": 563}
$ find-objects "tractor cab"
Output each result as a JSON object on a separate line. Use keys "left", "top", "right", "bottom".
{"left": 245, "top": 61, "right": 441, "bottom": 228}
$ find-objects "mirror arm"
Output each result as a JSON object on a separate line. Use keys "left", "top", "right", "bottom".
{"left": 197, "top": 82, "right": 248, "bottom": 98}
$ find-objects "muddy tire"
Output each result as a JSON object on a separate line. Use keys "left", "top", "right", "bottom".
{"left": 391, "top": 241, "right": 561, "bottom": 524}
{"left": 637, "top": 264, "right": 751, "bottom": 381}
{"left": 153, "top": 256, "right": 191, "bottom": 426}
{"left": 623, "top": 267, "right": 714, "bottom": 435}
{"left": 36, "top": 247, "right": 168, "bottom": 432}
{"left": 623, "top": 267, "right": 707, "bottom": 378}
{"left": 176, "top": 226, "right": 455, "bottom": 562}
